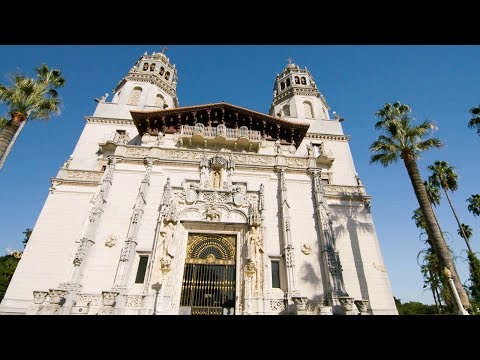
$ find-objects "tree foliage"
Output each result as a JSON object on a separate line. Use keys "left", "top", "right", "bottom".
{"left": 468, "top": 105, "right": 480, "bottom": 135}
{"left": 467, "top": 194, "right": 480, "bottom": 217}
{"left": 394, "top": 297, "right": 439, "bottom": 315}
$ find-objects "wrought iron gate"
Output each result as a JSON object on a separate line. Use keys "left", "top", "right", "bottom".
{"left": 180, "top": 234, "right": 236, "bottom": 315}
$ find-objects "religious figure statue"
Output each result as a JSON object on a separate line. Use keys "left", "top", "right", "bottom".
{"left": 212, "top": 169, "right": 222, "bottom": 189}
{"left": 160, "top": 221, "right": 176, "bottom": 265}
{"left": 306, "top": 142, "right": 313, "bottom": 157}
{"left": 274, "top": 139, "right": 282, "bottom": 154}
{"left": 247, "top": 225, "right": 264, "bottom": 264}
{"left": 355, "top": 173, "right": 363, "bottom": 186}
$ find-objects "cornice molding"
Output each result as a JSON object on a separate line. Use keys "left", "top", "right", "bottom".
{"left": 305, "top": 133, "right": 349, "bottom": 141}
{"left": 86, "top": 117, "right": 134, "bottom": 125}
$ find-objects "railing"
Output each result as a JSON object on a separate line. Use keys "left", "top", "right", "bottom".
{"left": 180, "top": 124, "right": 261, "bottom": 141}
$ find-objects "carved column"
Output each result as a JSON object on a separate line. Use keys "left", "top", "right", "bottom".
{"left": 59, "top": 156, "right": 117, "bottom": 293}
{"left": 310, "top": 169, "right": 348, "bottom": 305}
{"left": 276, "top": 167, "right": 299, "bottom": 301}
{"left": 113, "top": 159, "right": 154, "bottom": 292}
{"left": 144, "top": 177, "right": 177, "bottom": 292}
{"left": 259, "top": 183, "right": 271, "bottom": 314}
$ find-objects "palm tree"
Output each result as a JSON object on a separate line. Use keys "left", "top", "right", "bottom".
{"left": 374, "top": 101, "right": 411, "bottom": 129}
{"left": 370, "top": 101, "right": 471, "bottom": 311}
{"left": 467, "top": 194, "right": 480, "bottom": 217}
{"left": 428, "top": 161, "right": 472, "bottom": 252}
{"left": 458, "top": 224, "right": 473, "bottom": 245}
{"left": 468, "top": 105, "right": 480, "bottom": 135}
{"left": 0, "top": 64, "right": 65, "bottom": 170}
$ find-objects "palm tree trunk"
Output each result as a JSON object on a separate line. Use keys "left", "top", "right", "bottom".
{"left": 428, "top": 268, "right": 441, "bottom": 314}
{"left": 403, "top": 155, "right": 471, "bottom": 311}
{"left": 0, "top": 112, "right": 26, "bottom": 171}
{"left": 442, "top": 187, "right": 473, "bottom": 253}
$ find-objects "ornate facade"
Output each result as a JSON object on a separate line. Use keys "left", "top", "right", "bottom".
{"left": 0, "top": 51, "right": 397, "bottom": 315}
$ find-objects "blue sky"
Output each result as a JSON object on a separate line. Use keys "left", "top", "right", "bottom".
{"left": 0, "top": 45, "right": 479, "bottom": 304}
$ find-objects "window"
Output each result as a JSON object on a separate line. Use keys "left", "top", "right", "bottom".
{"left": 159, "top": 66, "right": 165, "bottom": 75}
{"left": 280, "top": 82, "right": 285, "bottom": 90}
{"left": 135, "top": 256, "right": 149, "bottom": 283}
{"left": 165, "top": 71, "right": 170, "bottom": 80}
{"left": 271, "top": 261, "right": 280, "bottom": 288}
{"left": 154, "top": 94, "right": 165, "bottom": 108}
{"left": 150, "top": 63, "right": 156, "bottom": 71}
{"left": 128, "top": 86, "right": 142, "bottom": 105}
{"left": 294, "top": 76, "right": 300, "bottom": 84}
{"left": 282, "top": 104, "right": 290, "bottom": 117}
{"left": 286, "top": 78, "right": 291, "bottom": 87}
{"left": 143, "top": 63, "right": 149, "bottom": 71}
{"left": 301, "top": 77, "right": 307, "bottom": 85}
{"left": 303, "top": 101, "right": 314, "bottom": 119}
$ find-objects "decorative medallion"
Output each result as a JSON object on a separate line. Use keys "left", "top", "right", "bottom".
{"left": 301, "top": 243, "right": 312, "bottom": 255}
{"left": 233, "top": 192, "right": 246, "bottom": 206}
{"left": 105, "top": 234, "right": 117, "bottom": 248}
{"left": 185, "top": 188, "right": 198, "bottom": 204}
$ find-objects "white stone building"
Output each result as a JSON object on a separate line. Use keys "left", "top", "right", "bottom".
{"left": 0, "top": 51, "right": 398, "bottom": 315}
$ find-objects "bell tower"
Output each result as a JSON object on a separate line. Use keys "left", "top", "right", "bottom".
{"left": 269, "top": 60, "right": 330, "bottom": 123}
{"left": 93, "top": 50, "right": 179, "bottom": 119}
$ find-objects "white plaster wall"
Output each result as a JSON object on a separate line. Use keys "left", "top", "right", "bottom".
{"left": 330, "top": 200, "right": 398, "bottom": 314}
{"left": 0, "top": 187, "right": 93, "bottom": 312}
{"left": 69, "top": 121, "right": 138, "bottom": 170}
{"left": 286, "top": 176, "right": 324, "bottom": 300}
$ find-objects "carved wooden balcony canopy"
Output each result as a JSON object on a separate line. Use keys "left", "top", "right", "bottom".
{"left": 131, "top": 102, "right": 310, "bottom": 147}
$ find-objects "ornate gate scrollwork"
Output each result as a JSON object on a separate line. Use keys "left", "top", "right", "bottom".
{"left": 180, "top": 234, "right": 236, "bottom": 315}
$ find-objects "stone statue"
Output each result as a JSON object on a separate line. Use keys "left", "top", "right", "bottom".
{"left": 94, "top": 93, "right": 109, "bottom": 103}
{"left": 355, "top": 173, "right": 363, "bottom": 186}
{"left": 306, "top": 142, "right": 313, "bottom": 157}
{"left": 274, "top": 139, "right": 282, "bottom": 154}
{"left": 161, "top": 222, "right": 176, "bottom": 260}
{"left": 212, "top": 170, "right": 222, "bottom": 189}
{"left": 247, "top": 226, "right": 263, "bottom": 263}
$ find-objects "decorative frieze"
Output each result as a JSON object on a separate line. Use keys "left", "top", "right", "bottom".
{"left": 270, "top": 300, "right": 285, "bottom": 312}
{"left": 33, "top": 291, "right": 48, "bottom": 305}
{"left": 56, "top": 169, "right": 103, "bottom": 182}
{"left": 324, "top": 184, "right": 367, "bottom": 197}
{"left": 126, "top": 295, "right": 145, "bottom": 308}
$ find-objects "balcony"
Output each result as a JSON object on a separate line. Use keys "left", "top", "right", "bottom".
{"left": 179, "top": 124, "right": 262, "bottom": 151}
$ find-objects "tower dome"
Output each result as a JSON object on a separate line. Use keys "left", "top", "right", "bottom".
{"left": 269, "top": 60, "right": 330, "bottom": 122}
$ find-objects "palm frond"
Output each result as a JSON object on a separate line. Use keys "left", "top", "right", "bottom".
{"left": 370, "top": 152, "right": 399, "bottom": 166}
{"left": 416, "top": 138, "right": 443, "bottom": 152}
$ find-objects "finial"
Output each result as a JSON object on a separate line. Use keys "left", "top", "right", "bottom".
{"left": 287, "top": 57, "right": 294, "bottom": 65}
{"left": 161, "top": 46, "right": 168, "bottom": 54}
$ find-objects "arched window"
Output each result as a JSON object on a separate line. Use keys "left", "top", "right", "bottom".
{"left": 159, "top": 66, "right": 165, "bottom": 75}
{"left": 154, "top": 94, "right": 165, "bottom": 108}
{"left": 282, "top": 104, "right": 290, "bottom": 117}
{"left": 301, "top": 77, "right": 307, "bottom": 85}
{"left": 280, "top": 82, "right": 285, "bottom": 90}
{"left": 128, "top": 86, "right": 142, "bottom": 105}
{"left": 150, "top": 63, "right": 156, "bottom": 71}
{"left": 286, "top": 78, "right": 291, "bottom": 87}
{"left": 303, "top": 101, "right": 314, "bottom": 119}
{"left": 295, "top": 76, "right": 300, "bottom": 84}
{"left": 143, "top": 63, "right": 149, "bottom": 71}
{"left": 165, "top": 71, "right": 170, "bottom": 80}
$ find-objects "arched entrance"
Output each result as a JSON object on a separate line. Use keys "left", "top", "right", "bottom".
{"left": 180, "top": 233, "right": 236, "bottom": 315}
